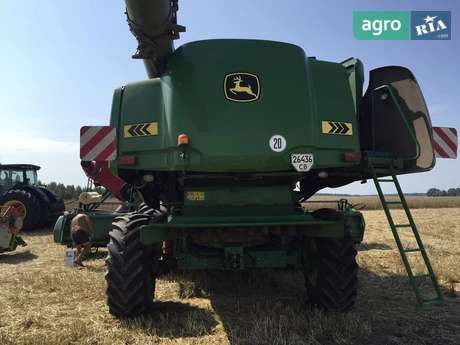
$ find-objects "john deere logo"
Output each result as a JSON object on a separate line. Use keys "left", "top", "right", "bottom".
{"left": 224, "top": 72, "right": 260, "bottom": 103}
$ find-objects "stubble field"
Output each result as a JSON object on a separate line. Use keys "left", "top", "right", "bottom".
{"left": 1, "top": 196, "right": 459, "bottom": 345}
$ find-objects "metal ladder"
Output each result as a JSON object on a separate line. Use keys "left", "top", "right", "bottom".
{"left": 369, "top": 158, "right": 444, "bottom": 307}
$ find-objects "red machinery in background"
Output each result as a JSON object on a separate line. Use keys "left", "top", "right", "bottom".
{"left": 80, "top": 160, "right": 132, "bottom": 209}
{"left": 78, "top": 160, "right": 172, "bottom": 255}
{"left": 0, "top": 205, "right": 27, "bottom": 253}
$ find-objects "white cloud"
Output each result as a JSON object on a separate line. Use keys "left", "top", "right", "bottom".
{"left": 0, "top": 132, "right": 88, "bottom": 187}
{"left": 0, "top": 132, "right": 78, "bottom": 152}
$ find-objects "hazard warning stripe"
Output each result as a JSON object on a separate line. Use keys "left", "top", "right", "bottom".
{"left": 432, "top": 126, "right": 457, "bottom": 159}
{"left": 80, "top": 126, "right": 117, "bottom": 161}
{"left": 81, "top": 126, "right": 103, "bottom": 145}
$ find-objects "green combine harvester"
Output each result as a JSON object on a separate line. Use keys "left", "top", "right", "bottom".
{"left": 75, "top": 0, "right": 456, "bottom": 318}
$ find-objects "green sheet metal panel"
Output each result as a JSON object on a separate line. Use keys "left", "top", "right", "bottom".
{"left": 113, "top": 39, "right": 361, "bottom": 173}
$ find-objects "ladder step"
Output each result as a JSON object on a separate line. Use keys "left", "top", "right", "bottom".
{"left": 403, "top": 248, "right": 422, "bottom": 253}
{"left": 377, "top": 179, "right": 394, "bottom": 182}
{"left": 422, "top": 298, "right": 444, "bottom": 306}
{"left": 414, "top": 273, "right": 433, "bottom": 280}
{"left": 386, "top": 201, "right": 406, "bottom": 205}
{"left": 395, "top": 224, "right": 413, "bottom": 228}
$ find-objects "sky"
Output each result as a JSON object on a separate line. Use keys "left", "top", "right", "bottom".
{"left": 0, "top": 0, "right": 458, "bottom": 195}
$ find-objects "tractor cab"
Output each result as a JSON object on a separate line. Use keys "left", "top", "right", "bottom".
{"left": 0, "top": 164, "right": 39, "bottom": 194}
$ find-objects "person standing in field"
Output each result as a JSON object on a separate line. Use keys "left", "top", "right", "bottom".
{"left": 70, "top": 208, "right": 95, "bottom": 266}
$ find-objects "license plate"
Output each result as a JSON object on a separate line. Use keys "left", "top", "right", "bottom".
{"left": 291, "top": 154, "right": 314, "bottom": 172}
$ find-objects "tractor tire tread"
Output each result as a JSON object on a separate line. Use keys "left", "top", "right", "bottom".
{"left": 105, "top": 212, "right": 156, "bottom": 319}
{"left": 35, "top": 196, "right": 50, "bottom": 229}
{"left": 305, "top": 231, "right": 358, "bottom": 311}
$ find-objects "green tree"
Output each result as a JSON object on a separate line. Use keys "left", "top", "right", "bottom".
{"left": 427, "top": 188, "right": 440, "bottom": 196}
{"left": 65, "top": 184, "right": 76, "bottom": 200}
{"left": 447, "top": 188, "right": 458, "bottom": 196}
{"left": 47, "top": 182, "right": 57, "bottom": 193}
{"left": 75, "top": 185, "right": 82, "bottom": 199}
{"left": 55, "top": 183, "right": 66, "bottom": 198}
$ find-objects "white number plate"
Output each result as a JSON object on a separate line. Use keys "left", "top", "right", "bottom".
{"left": 291, "top": 154, "right": 314, "bottom": 172}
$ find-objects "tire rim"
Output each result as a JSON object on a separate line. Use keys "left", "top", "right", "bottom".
{"left": 3, "top": 200, "right": 26, "bottom": 218}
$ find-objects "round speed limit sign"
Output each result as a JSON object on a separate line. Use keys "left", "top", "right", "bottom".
{"left": 269, "top": 135, "right": 286, "bottom": 152}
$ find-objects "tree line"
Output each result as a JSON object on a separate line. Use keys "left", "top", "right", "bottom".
{"left": 38, "top": 181, "right": 106, "bottom": 201}
{"left": 426, "top": 188, "right": 460, "bottom": 196}
{"left": 36, "top": 181, "right": 460, "bottom": 200}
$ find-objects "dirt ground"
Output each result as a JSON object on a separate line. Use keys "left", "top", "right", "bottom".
{"left": 1, "top": 208, "right": 459, "bottom": 345}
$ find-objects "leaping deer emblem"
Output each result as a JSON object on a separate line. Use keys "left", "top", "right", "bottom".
{"left": 229, "top": 75, "right": 257, "bottom": 98}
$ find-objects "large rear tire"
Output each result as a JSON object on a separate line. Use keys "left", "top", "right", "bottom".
{"left": 46, "top": 198, "right": 65, "bottom": 228}
{"left": 304, "top": 231, "right": 359, "bottom": 311}
{"left": 138, "top": 201, "right": 167, "bottom": 215}
{"left": 138, "top": 202, "right": 155, "bottom": 217}
{"left": 35, "top": 197, "right": 50, "bottom": 229}
{"left": 0, "top": 189, "right": 43, "bottom": 231}
{"left": 105, "top": 212, "right": 159, "bottom": 318}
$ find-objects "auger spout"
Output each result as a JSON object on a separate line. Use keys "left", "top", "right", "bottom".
{"left": 124, "top": 0, "right": 185, "bottom": 79}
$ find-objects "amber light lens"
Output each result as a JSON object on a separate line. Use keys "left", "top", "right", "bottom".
{"left": 178, "top": 134, "right": 189, "bottom": 146}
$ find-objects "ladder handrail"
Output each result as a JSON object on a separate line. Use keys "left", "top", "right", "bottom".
{"left": 371, "top": 84, "right": 421, "bottom": 161}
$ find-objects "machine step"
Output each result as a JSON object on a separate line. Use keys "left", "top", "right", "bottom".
{"left": 414, "top": 273, "right": 433, "bottom": 280}
{"left": 403, "top": 248, "right": 422, "bottom": 253}
{"left": 422, "top": 298, "right": 444, "bottom": 306}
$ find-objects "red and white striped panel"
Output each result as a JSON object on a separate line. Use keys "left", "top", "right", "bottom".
{"left": 432, "top": 126, "right": 457, "bottom": 159}
{"left": 80, "top": 126, "right": 117, "bottom": 161}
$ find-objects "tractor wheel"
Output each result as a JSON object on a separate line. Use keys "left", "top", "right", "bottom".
{"left": 46, "top": 199, "right": 65, "bottom": 227}
{"left": 304, "top": 231, "right": 358, "bottom": 311}
{"left": 138, "top": 202, "right": 167, "bottom": 215}
{"left": 105, "top": 212, "right": 160, "bottom": 318}
{"left": 0, "top": 189, "right": 43, "bottom": 231}
{"left": 138, "top": 202, "right": 155, "bottom": 217}
{"left": 35, "top": 198, "right": 50, "bottom": 229}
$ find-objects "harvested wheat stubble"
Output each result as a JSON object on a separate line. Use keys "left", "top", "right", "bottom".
{"left": 0, "top": 208, "right": 459, "bottom": 345}
{"left": 303, "top": 195, "right": 460, "bottom": 211}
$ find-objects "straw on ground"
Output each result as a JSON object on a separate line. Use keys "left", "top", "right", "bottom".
{"left": 0, "top": 207, "right": 459, "bottom": 345}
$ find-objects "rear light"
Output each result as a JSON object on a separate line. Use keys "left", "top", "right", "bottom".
{"left": 178, "top": 134, "right": 189, "bottom": 156}
{"left": 118, "top": 155, "right": 137, "bottom": 165}
{"left": 343, "top": 152, "right": 361, "bottom": 162}
{"left": 178, "top": 134, "right": 189, "bottom": 146}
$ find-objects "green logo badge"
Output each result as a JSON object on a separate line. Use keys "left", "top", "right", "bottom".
{"left": 353, "top": 11, "right": 411, "bottom": 40}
